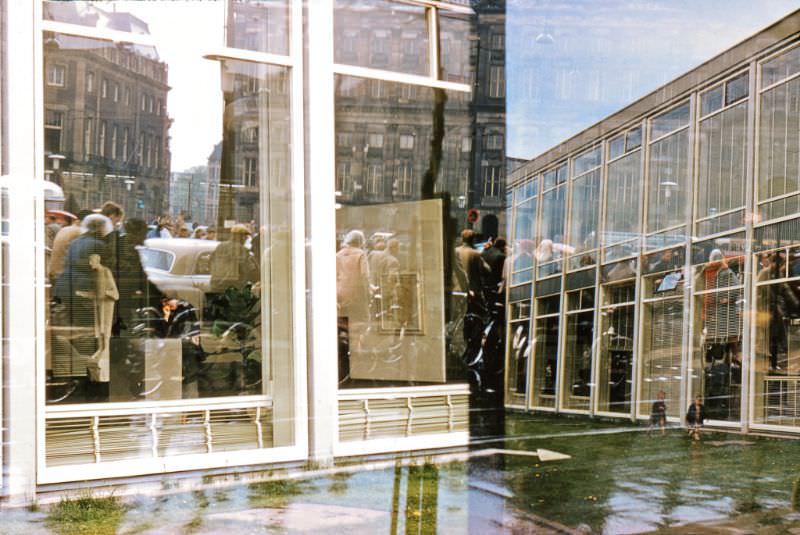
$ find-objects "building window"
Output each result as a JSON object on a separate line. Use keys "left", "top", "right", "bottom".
{"left": 243, "top": 126, "right": 259, "bottom": 143}
{"left": 400, "top": 84, "right": 417, "bottom": 101}
{"left": 155, "top": 136, "right": 161, "bottom": 168}
{"left": 370, "top": 79, "right": 386, "bottom": 99}
{"left": 46, "top": 64, "right": 66, "bottom": 87}
{"left": 491, "top": 33, "right": 505, "bottom": 51}
{"left": 84, "top": 118, "right": 94, "bottom": 158}
{"left": 125, "top": 87, "right": 131, "bottom": 106}
{"left": 336, "top": 161, "right": 351, "bottom": 192}
{"left": 367, "top": 133, "right": 384, "bottom": 148}
{"left": 141, "top": 94, "right": 147, "bottom": 112}
{"left": 485, "top": 133, "right": 503, "bottom": 151}
{"left": 145, "top": 134, "right": 151, "bottom": 168}
{"left": 483, "top": 164, "right": 502, "bottom": 197}
{"left": 461, "top": 137, "right": 472, "bottom": 152}
{"left": 101, "top": 78, "right": 108, "bottom": 98}
{"left": 489, "top": 65, "right": 505, "bottom": 98}
{"left": 399, "top": 134, "right": 415, "bottom": 150}
{"left": 111, "top": 125, "right": 118, "bottom": 160}
{"left": 113, "top": 83, "right": 119, "bottom": 102}
{"left": 86, "top": 70, "right": 94, "bottom": 92}
{"left": 395, "top": 161, "right": 413, "bottom": 196}
{"left": 122, "top": 127, "right": 129, "bottom": 162}
{"left": 337, "top": 131, "right": 353, "bottom": 148}
{"left": 137, "top": 131, "right": 144, "bottom": 163}
{"left": 366, "top": 163, "right": 383, "bottom": 195}
{"left": 99, "top": 121, "right": 107, "bottom": 158}
{"left": 44, "top": 109, "right": 64, "bottom": 153}
{"left": 157, "top": 99, "right": 163, "bottom": 116}
{"left": 149, "top": 95, "right": 154, "bottom": 113}
{"left": 243, "top": 157, "right": 258, "bottom": 186}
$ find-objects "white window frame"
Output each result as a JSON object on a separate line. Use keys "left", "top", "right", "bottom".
{"left": 46, "top": 63, "right": 66, "bottom": 87}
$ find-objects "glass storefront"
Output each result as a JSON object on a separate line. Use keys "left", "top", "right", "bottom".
{"left": 504, "top": 16, "right": 800, "bottom": 432}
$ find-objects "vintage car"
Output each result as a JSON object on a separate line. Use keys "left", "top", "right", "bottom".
{"left": 139, "top": 237, "right": 219, "bottom": 314}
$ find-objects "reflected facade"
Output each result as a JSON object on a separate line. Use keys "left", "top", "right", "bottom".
{"left": 504, "top": 11, "right": 800, "bottom": 433}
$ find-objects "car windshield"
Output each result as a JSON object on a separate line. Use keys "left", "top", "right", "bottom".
{"left": 138, "top": 247, "right": 175, "bottom": 272}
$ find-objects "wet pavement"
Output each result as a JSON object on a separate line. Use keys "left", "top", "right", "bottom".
{"left": 4, "top": 412, "right": 800, "bottom": 534}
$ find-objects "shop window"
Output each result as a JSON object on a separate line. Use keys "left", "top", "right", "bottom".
{"left": 562, "top": 288, "right": 595, "bottom": 412}
{"left": 532, "top": 308, "right": 559, "bottom": 408}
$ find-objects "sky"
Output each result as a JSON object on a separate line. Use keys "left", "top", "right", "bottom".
{"left": 506, "top": 0, "right": 800, "bottom": 161}
{"left": 107, "top": 1, "right": 224, "bottom": 172}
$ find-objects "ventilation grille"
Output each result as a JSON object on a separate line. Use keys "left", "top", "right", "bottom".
{"left": 46, "top": 404, "right": 273, "bottom": 467}
{"left": 339, "top": 392, "right": 468, "bottom": 442}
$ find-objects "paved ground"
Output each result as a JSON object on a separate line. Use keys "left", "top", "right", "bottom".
{"left": 5, "top": 412, "right": 800, "bottom": 534}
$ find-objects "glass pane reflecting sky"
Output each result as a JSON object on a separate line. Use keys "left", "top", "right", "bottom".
{"left": 507, "top": 0, "right": 800, "bottom": 161}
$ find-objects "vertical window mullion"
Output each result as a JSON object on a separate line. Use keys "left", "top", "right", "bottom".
{"left": 427, "top": 7, "right": 439, "bottom": 79}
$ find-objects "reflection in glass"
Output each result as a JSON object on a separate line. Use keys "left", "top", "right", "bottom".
{"left": 758, "top": 76, "right": 800, "bottom": 221}
{"left": 43, "top": 9, "right": 294, "bottom": 452}
{"left": 597, "top": 283, "right": 635, "bottom": 414}
{"left": 696, "top": 101, "right": 747, "bottom": 236}
{"left": 568, "top": 169, "right": 600, "bottom": 268}
{"left": 532, "top": 309, "right": 558, "bottom": 408}
{"left": 604, "top": 151, "right": 641, "bottom": 261}
{"left": 691, "top": 250, "right": 743, "bottom": 422}
{"left": 507, "top": 320, "right": 530, "bottom": 400}
{"left": 510, "top": 181, "right": 536, "bottom": 286}
{"left": 562, "top": 304, "right": 593, "bottom": 412}
{"left": 754, "top": 248, "right": 800, "bottom": 426}
{"left": 229, "top": 0, "right": 290, "bottom": 56}
{"left": 334, "top": 0, "right": 430, "bottom": 77}
{"left": 639, "top": 273, "right": 683, "bottom": 418}
{"left": 647, "top": 128, "right": 689, "bottom": 236}
{"left": 537, "top": 184, "right": 566, "bottom": 278}
{"left": 333, "top": 74, "right": 477, "bottom": 388}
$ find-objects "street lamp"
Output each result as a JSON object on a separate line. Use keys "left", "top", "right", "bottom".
{"left": 47, "top": 153, "right": 66, "bottom": 186}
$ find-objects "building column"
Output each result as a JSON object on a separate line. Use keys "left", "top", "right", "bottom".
{"left": 3, "top": 0, "right": 41, "bottom": 503}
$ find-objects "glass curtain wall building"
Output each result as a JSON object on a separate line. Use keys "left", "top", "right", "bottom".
{"left": 504, "top": 9, "right": 800, "bottom": 434}
{"left": 0, "top": 0, "right": 505, "bottom": 500}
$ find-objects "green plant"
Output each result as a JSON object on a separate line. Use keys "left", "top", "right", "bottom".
{"left": 46, "top": 494, "right": 127, "bottom": 535}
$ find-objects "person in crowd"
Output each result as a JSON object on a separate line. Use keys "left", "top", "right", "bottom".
{"left": 53, "top": 214, "right": 113, "bottom": 328}
{"left": 100, "top": 201, "right": 124, "bottom": 274}
{"left": 650, "top": 390, "right": 667, "bottom": 435}
{"left": 686, "top": 394, "right": 706, "bottom": 441}
{"left": 177, "top": 224, "right": 192, "bottom": 238}
{"left": 482, "top": 236, "right": 507, "bottom": 302}
{"left": 336, "top": 230, "right": 370, "bottom": 382}
{"left": 209, "top": 224, "right": 259, "bottom": 293}
{"left": 455, "top": 229, "right": 490, "bottom": 314}
{"left": 50, "top": 209, "right": 92, "bottom": 282}
{"left": 205, "top": 227, "right": 217, "bottom": 241}
{"left": 192, "top": 226, "right": 208, "bottom": 240}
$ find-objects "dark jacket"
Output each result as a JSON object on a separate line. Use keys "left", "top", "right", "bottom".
{"left": 53, "top": 233, "right": 110, "bottom": 298}
{"left": 686, "top": 402, "right": 706, "bottom": 425}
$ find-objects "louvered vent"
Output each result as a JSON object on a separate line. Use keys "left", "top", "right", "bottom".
{"left": 338, "top": 392, "right": 469, "bottom": 442}
{"left": 46, "top": 403, "right": 273, "bottom": 467}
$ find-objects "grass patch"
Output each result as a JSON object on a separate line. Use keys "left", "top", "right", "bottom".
{"left": 46, "top": 494, "right": 127, "bottom": 535}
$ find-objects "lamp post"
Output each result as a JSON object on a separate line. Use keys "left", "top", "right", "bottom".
{"left": 47, "top": 153, "right": 66, "bottom": 186}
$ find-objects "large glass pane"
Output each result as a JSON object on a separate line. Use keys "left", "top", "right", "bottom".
{"left": 532, "top": 313, "right": 559, "bottom": 409}
{"left": 440, "top": 11, "right": 472, "bottom": 85}
{"left": 228, "top": 0, "right": 290, "bottom": 56}
{"left": 537, "top": 184, "right": 566, "bottom": 277}
{"left": 507, "top": 318, "right": 530, "bottom": 403}
{"left": 646, "top": 128, "right": 689, "bottom": 236}
{"left": 639, "top": 272, "right": 684, "bottom": 419}
{"left": 696, "top": 101, "right": 748, "bottom": 236}
{"left": 334, "top": 0, "right": 430, "bottom": 77}
{"left": 334, "top": 74, "right": 484, "bottom": 389}
{"left": 567, "top": 170, "right": 600, "bottom": 268}
{"left": 604, "top": 151, "right": 641, "bottom": 261}
{"left": 597, "top": 282, "right": 635, "bottom": 414}
{"left": 762, "top": 45, "right": 800, "bottom": 87}
{"left": 753, "top": 249, "right": 800, "bottom": 428}
{"left": 758, "top": 77, "right": 800, "bottom": 218}
{"left": 561, "top": 296, "right": 593, "bottom": 412}
{"left": 510, "top": 184, "right": 536, "bottom": 286}
{"left": 43, "top": 4, "right": 295, "bottom": 448}
{"left": 691, "top": 249, "right": 744, "bottom": 422}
